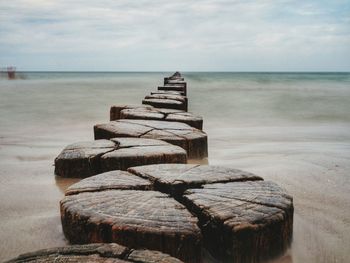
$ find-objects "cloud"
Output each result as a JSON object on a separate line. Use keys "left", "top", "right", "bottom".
{"left": 0, "top": 0, "right": 349, "bottom": 70}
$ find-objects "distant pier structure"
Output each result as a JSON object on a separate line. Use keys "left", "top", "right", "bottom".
{"left": 0, "top": 66, "right": 16, "bottom": 79}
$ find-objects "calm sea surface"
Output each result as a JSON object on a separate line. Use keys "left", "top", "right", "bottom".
{"left": 0, "top": 72, "right": 350, "bottom": 262}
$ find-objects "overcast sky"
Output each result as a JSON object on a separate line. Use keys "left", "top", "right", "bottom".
{"left": 0, "top": 0, "right": 349, "bottom": 71}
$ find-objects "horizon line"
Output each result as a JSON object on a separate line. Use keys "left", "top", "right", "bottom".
{"left": 9, "top": 70, "right": 350, "bottom": 73}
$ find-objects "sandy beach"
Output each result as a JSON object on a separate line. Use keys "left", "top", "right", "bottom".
{"left": 0, "top": 72, "right": 349, "bottom": 262}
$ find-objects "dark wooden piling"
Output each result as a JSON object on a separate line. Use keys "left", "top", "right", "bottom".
{"left": 164, "top": 71, "right": 184, "bottom": 84}
{"left": 94, "top": 119, "right": 208, "bottom": 159}
{"left": 158, "top": 85, "right": 187, "bottom": 96}
{"left": 59, "top": 163, "right": 293, "bottom": 263}
{"left": 5, "top": 243, "right": 184, "bottom": 263}
{"left": 55, "top": 138, "right": 187, "bottom": 178}
{"left": 128, "top": 164, "right": 263, "bottom": 196}
{"left": 142, "top": 94, "right": 188, "bottom": 111}
{"left": 64, "top": 170, "right": 152, "bottom": 195}
{"left": 110, "top": 104, "right": 152, "bottom": 121}
{"left": 151, "top": 90, "right": 184, "bottom": 96}
{"left": 54, "top": 140, "right": 117, "bottom": 178}
{"left": 182, "top": 181, "right": 294, "bottom": 262}
{"left": 119, "top": 107, "right": 203, "bottom": 129}
{"left": 60, "top": 190, "right": 202, "bottom": 262}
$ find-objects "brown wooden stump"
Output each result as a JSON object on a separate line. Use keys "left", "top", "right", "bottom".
{"left": 59, "top": 163, "right": 293, "bottom": 263}
{"left": 147, "top": 93, "right": 186, "bottom": 100}
{"left": 164, "top": 77, "right": 185, "bottom": 83}
{"left": 94, "top": 120, "right": 208, "bottom": 159}
{"left": 165, "top": 80, "right": 187, "bottom": 90}
{"left": 54, "top": 140, "right": 117, "bottom": 178}
{"left": 164, "top": 72, "right": 184, "bottom": 84}
{"left": 182, "top": 181, "right": 294, "bottom": 263}
{"left": 60, "top": 190, "right": 202, "bottom": 262}
{"left": 55, "top": 138, "right": 187, "bottom": 178}
{"left": 5, "top": 243, "right": 184, "bottom": 263}
{"left": 164, "top": 76, "right": 184, "bottom": 84}
{"left": 142, "top": 98, "right": 187, "bottom": 111}
{"left": 120, "top": 107, "right": 203, "bottom": 129}
{"left": 158, "top": 85, "right": 187, "bottom": 96}
{"left": 128, "top": 249, "right": 184, "bottom": 263}
{"left": 110, "top": 104, "right": 153, "bottom": 121}
{"left": 65, "top": 170, "right": 152, "bottom": 195}
{"left": 145, "top": 94, "right": 187, "bottom": 104}
{"left": 165, "top": 112, "right": 203, "bottom": 130}
{"left": 128, "top": 164, "right": 262, "bottom": 195}
{"left": 151, "top": 90, "right": 184, "bottom": 96}
{"left": 143, "top": 94, "right": 188, "bottom": 111}
{"left": 101, "top": 138, "right": 187, "bottom": 171}
{"left": 171, "top": 71, "right": 182, "bottom": 77}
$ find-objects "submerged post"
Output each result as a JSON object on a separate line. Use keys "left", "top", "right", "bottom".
{"left": 1, "top": 66, "right": 16, "bottom": 79}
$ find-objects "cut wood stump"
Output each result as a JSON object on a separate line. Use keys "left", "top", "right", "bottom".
{"left": 128, "top": 249, "right": 184, "bottom": 263}
{"left": 128, "top": 164, "right": 262, "bottom": 195}
{"left": 182, "top": 180, "right": 294, "bottom": 263}
{"left": 5, "top": 243, "right": 184, "bottom": 263}
{"left": 151, "top": 90, "right": 184, "bottom": 96}
{"left": 165, "top": 111, "right": 203, "bottom": 130}
{"left": 164, "top": 77, "right": 185, "bottom": 83}
{"left": 65, "top": 170, "right": 152, "bottom": 195}
{"left": 171, "top": 71, "right": 182, "bottom": 78}
{"left": 164, "top": 72, "right": 184, "bottom": 84}
{"left": 59, "top": 163, "right": 293, "bottom": 263}
{"left": 165, "top": 80, "right": 187, "bottom": 88}
{"left": 55, "top": 138, "right": 187, "bottom": 178}
{"left": 158, "top": 85, "right": 187, "bottom": 96}
{"left": 142, "top": 98, "right": 187, "bottom": 111}
{"left": 145, "top": 94, "right": 187, "bottom": 104}
{"left": 110, "top": 104, "right": 153, "bottom": 121}
{"left": 142, "top": 94, "right": 188, "bottom": 111}
{"left": 101, "top": 138, "right": 187, "bottom": 172}
{"left": 54, "top": 140, "right": 117, "bottom": 178}
{"left": 94, "top": 119, "right": 208, "bottom": 159}
{"left": 60, "top": 190, "right": 202, "bottom": 262}
{"left": 120, "top": 107, "right": 203, "bottom": 129}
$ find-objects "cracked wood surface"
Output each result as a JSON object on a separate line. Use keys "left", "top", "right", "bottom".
{"left": 164, "top": 72, "right": 184, "bottom": 84}
{"left": 165, "top": 80, "right": 187, "bottom": 87}
{"left": 120, "top": 107, "right": 203, "bottom": 129}
{"left": 59, "top": 163, "right": 293, "bottom": 263}
{"left": 54, "top": 138, "right": 187, "bottom": 178}
{"left": 128, "top": 249, "right": 184, "bottom": 263}
{"left": 158, "top": 86, "right": 187, "bottom": 96}
{"left": 151, "top": 90, "right": 184, "bottom": 96}
{"left": 145, "top": 94, "right": 187, "bottom": 103}
{"left": 65, "top": 170, "right": 152, "bottom": 195}
{"left": 110, "top": 104, "right": 153, "bottom": 121}
{"left": 128, "top": 164, "right": 262, "bottom": 195}
{"left": 142, "top": 98, "right": 187, "bottom": 111}
{"left": 6, "top": 243, "right": 184, "bottom": 263}
{"left": 142, "top": 94, "right": 188, "bottom": 111}
{"left": 60, "top": 190, "right": 201, "bottom": 262}
{"left": 54, "top": 140, "right": 117, "bottom": 178}
{"left": 182, "top": 180, "right": 294, "bottom": 262}
{"left": 94, "top": 120, "right": 208, "bottom": 159}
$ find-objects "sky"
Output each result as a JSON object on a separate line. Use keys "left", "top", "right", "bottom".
{"left": 0, "top": 0, "right": 349, "bottom": 71}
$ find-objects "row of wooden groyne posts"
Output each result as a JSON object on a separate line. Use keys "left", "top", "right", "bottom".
{"left": 6, "top": 72, "right": 294, "bottom": 263}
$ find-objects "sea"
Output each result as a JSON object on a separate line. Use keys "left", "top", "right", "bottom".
{"left": 0, "top": 72, "right": 350, "bottom": 262}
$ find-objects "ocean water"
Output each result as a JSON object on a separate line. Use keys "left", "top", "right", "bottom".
{"left": 0, "top": 72, "right": 350, "bottom": 262}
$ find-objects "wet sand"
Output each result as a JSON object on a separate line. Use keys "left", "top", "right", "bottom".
{"left": 206, "top": 124, "right": 350, "bottom": 263}
{"left": 1, "top": 73, "right": 350, "bottom": 262}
